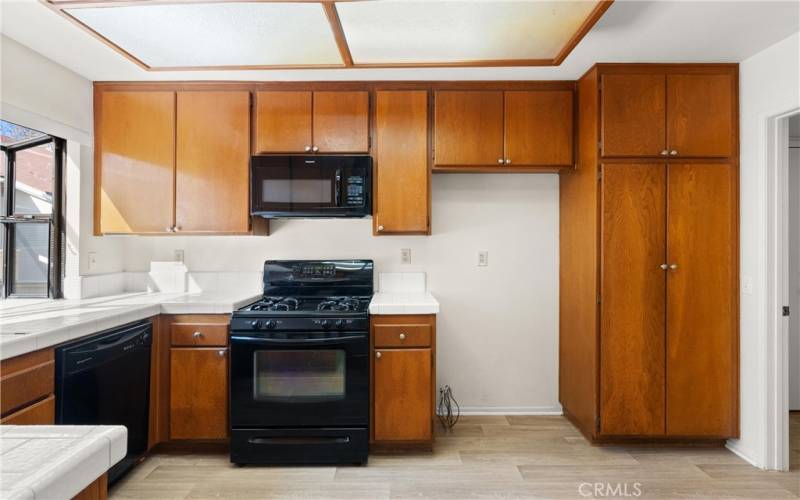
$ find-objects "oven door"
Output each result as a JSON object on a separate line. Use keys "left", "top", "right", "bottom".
{"left": 250, "top": 156, "right": 371, "bottom": 217}
{"left": 230, "top": 331, "right": 369, "bottom": 428}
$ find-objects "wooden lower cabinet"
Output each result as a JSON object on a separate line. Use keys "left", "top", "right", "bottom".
{"left": 371, "top": 315, "right": 436, "bottom": 448}
{"left": 0, "top": 348, "right": 55, "bottom": 424}
{"left": 169, "top": 347, "right": 229, "bottom": 440}
{"left": 72, "top": 473, "right": 108, "bottom": 500}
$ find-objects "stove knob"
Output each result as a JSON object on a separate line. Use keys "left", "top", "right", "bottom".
{"left": 264, "top": 320, "right": 277, "bottom": 330}
{"left": 249, "top": 320, "right": 262, "bottom": 330}
{"left": 335, "top": 320, "right": 345, "bottom": 329}
{"left": 321, "top": 320, "right": 331, "bottom": 330}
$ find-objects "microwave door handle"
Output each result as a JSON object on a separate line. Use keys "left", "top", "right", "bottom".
{"left": 334, "top": 169, "right": 342, "bottom": 207}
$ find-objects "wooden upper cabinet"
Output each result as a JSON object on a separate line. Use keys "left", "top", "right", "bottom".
{"left": 434, "top": 91, "right": 504, "bottom": 166}
{"left": 313, "top": 91, "right": 369, "bottom": 153}
{"left": 255, "top": 91, "right": 312, "bottom": 153}
{"left": 504, "top": 90, "right": 573, "bottom": 166}
{"left": 170, "top": 347, "right": 228, "bottom": 440}
{"left": 600, "top": 163, "right": 666, "bottom": 436}
{"left": 666, "top": 74, "right": 734, "bottom": 157}
{"left": 373, "top": 348, "right": 432, "bottom": 442}
{"left": 601, "top": 74, "right": 666, "bottom": 157}
{"left": 666, "top": 163, "right": 736, "bottom": 437}
{"left": 176, "top": 91, "right": 250, "bottom": 234}
{"left": 374, "top": 91, "right": 429, "bottom": 235}
{"left": 96, "top": 91, "right": 176, "bottom": 234}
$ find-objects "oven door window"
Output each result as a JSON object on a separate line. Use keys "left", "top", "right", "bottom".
{"left": 254, "top": 350, "right": 345, "bottom": 401}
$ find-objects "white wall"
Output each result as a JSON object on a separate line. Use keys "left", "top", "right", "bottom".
{"left": 732, "top": 31, "right": 800, "bottom": 467}
{"left": 789, "top": 142, "right": 800, "bottom": 411}
{"left": 0, "top": 34, "right": 125, "bottom": 282}
{"left": 121, "top": 174, "right": 561, "bottom": 412}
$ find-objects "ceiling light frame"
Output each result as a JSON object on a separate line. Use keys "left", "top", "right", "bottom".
{"left": 41, "top": 0, "right": 614, "bottom": 71}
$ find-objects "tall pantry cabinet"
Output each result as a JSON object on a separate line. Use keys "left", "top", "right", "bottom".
{"left": 560, "top": 64, "right": 739, "bottom": 441}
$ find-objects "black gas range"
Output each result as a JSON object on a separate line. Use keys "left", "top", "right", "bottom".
{"left": 229, "top": 260, "right": 373, "bottom": 466}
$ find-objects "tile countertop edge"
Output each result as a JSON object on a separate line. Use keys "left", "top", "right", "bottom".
{"left": 368, "top": 292, "right": 440, "bottom": 315}
{"left": 0, "top": 291, "right": 262, "bottom": 361}
{"left": 0, "top": 425, "right": 127, "bottom": 500}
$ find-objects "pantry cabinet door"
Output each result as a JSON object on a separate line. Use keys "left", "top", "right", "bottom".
{"left": 504, "top": 90, "right": 574, "bottom": 166}
{"left": 600, "top": 74, "right": 666, "bottom": 157}
{"left": 170, "top": 348, "right": 228, "bottom": 440}
{"left": 373, "top": 348, "right": 432, "bottom": 442}
{"left": 374, "top": 90, "right": 429, "bottom": 235}
{"left": 434, "top": 91, "right": 504, "bottom": 166}
{"left": 600, "top": 162, "right": 666, "bottom": 436}
{"left": 255, "top": 91, "right": 312, "bottom": 153}
{"left": 312, "top": 91, "right": 370, "bottom": 153}
{"left": 666, "top": 74, "right": 734, "bottom": 158}
{"left": 666, "top": 163, "right": 736, "bottom": 437}
{"left": 176, "top": 91, "right": 250, "bottom": 234}
{"left": 96, "top": 91, "right": 175, "bottom": 234}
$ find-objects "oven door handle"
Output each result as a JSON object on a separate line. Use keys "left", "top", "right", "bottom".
{"left": 230, "top": 334, "right": 366, "bottom": 345}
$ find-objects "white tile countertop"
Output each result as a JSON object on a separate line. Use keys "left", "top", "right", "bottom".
{"left": 369, "top": 272, "right": 440, "bottom": 315}
{"left": 0, "top": 425, "right": 127, "bottom": 500}
{"left": 0, "top": 290, "right": 261, "bottom": 360}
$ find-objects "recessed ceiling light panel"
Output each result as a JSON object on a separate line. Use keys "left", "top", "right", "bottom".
{"left": 65, "top": 2, "right": 343, "bottom": 68}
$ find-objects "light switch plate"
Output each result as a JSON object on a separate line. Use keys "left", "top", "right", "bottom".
{"left": 87, "top": 252, "right": 97, "bottom": 271}
{"left": 478, "top": 251, "right": 489, "bottom": 267}
{"left": 401, "top": 248, "right": 411, "bottom": 265}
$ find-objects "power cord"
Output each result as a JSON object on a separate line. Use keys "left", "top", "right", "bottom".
{"left": 437, "top": 385, "right": 460, "bottom": 431}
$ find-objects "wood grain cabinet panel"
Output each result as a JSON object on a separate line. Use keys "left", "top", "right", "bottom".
{"left": 374, "top": 90, "right": 429, "bottom": 235}
{"left": 434, "top": 91, "right": 504, "bottom": 166}
{"left": 176, "top": 91, "right": 250, "bottom": 234}
{"left": 374, "top": 323, "right": 431, "bottom": 348}
{"left": 170, "top": 347, "right": 228, "bottom": 440}
{"left": 0, "top": 395, "right": 55, "bottom": 425}
{"left": 255, "top": 91, "right": 312, "bottom": 153}
{"left": 313, "top": 91, "right": 370, "bottom": 153}
{"left": 600, "top": 163, "right": 666, "bottom": 436}
{"left": 666, "top": 163, "right": 736, "bottom": 437}
{"left": 504, "top": 90, "right": 574, "bottom": 166}
{"left": 666, "top": 74, "right": 734, "bottom": 158}
{"left": 373, "top": 349, "right": 432, "bottom": 442}
{"left": 0, "top": 348, "right": 55, "bottom": 418}
{"left": 96, "top": 91, "right": 175, "bottom": 234}
{"left": 601, "top": 74, "right": 666, "bottom": 157}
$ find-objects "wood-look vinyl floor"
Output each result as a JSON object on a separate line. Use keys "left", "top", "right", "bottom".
{"left": 110, "top": 414, "right": 800, "bottom": 499}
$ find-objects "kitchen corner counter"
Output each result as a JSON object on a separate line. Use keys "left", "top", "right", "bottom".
{"left": 0, "top": 291, "right": 261, "bottom": 360}
{"left": 369, "top": 292, "right": 440, "bottom": 315}
{"left": 0, "top": 425, "right": 127, "bottom": 500}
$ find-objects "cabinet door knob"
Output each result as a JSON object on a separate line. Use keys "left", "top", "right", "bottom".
{"left": 660, "top": 150, "right": 668, "bottom": 156}
{"left": 669, "top": 150, "right": 678, "bottom": 156}
{"left": 660, "top": 264, "right": 668, "bottom": 270}
{"left": 312, "top": 146, "right": 319, "bottom": 153}
{"left": 193, "top": 331, "right": 203, "bottom": 339}
{"left": 377, "top": 225, "right": 384, "bottom": 232}
{"left": 174, "top": 225, "right": 181, "bottom": 232}
{"left": 399, "top": 333, "right": 406, "bottom": 340}
{"left": 669, "top": 263, "right": 678, "bottom": 270}
{"left": 165, "top": 227, "right": 173, "bottom": 232}
{"left": 304, "top": 146, "right": 312, "bottom": 152}
{"left": 497, "top": 158, "right": 504, "bottom": 164}
{"left": 505, "top": 158, "right": 511, "bottom": 164}
{"left": 218, "top": 350, "right": 226, "bottom": 357}
{"left": 375, "top": 351, "right": 382, "bottom": 359}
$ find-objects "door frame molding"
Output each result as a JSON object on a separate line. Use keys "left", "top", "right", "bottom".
{"left": 761, "top": 107, "right": 799, "bottom": 471}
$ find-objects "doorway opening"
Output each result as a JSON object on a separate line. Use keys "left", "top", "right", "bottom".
{"left": 788, "top": 113, "right": 800, "bottom": 472}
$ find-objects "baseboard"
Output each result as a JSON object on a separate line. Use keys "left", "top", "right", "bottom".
{"left": 725, "top": 440, "right": 761, "bottom": 468}
{"left": 454, "top": 405, "right": 563, "bottom": 416}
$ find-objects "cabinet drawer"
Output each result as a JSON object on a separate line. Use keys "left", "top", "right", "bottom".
{"left": 374, "top": 324, "right": 431, "bottom": 348}
{"left": 0, "top": 394, "right": 55, "bottom": 425}
{"left": 171, "top": 323, "right": 228, "bottom": 346}
{"left": 0, "top": 349, "right": 55, "bottom": 416}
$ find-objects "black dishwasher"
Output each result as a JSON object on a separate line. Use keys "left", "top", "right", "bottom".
{"left": 55, "top": 320, "right": 152, "bottom": 485}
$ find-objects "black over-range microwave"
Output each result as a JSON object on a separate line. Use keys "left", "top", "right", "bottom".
{"left": 250, "top": 155, "right": 372, "bottom": 218}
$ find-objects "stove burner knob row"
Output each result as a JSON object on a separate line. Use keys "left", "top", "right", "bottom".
{"left": 336, "top": 320, "right": 346, "bottom": 329}
{"left": 249, "top": 320, "right": 262, "bottom": 330}
{"left": 249, "top": 320, "right": 277, "bottom": 330}
{"left": 321, "top": 320, "right": 331, "bottom": 330}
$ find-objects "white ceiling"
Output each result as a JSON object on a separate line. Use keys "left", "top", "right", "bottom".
{"left": 1, "top": 0, "right": 799, "bottom": 82}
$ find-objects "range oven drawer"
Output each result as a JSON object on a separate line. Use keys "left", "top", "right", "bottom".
{"left": 231, "top": 428, "right": 368, "bottom": 465}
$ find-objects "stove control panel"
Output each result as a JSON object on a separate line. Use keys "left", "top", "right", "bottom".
{"left": 231, "top": 316, "right": 368, "bottom": 332}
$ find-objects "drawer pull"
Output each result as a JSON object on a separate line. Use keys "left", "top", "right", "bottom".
{"left": 399, "top": 333, "right": 406, "bottom": 340}
{"left": 193, "top": 331, "right": 203, "bottom": 339}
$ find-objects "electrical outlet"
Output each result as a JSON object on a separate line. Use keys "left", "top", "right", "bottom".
{"left": 87, "top": 252, "right": 97, "bottom": 271}
{"left": 401, "top": 248, "right": 411, "bottom": 265}
{"left": 174, "top": 249, "right": 184, "bottom": 263}
{"left": 478, "top": 250, "right": 489, "bottom": 267}
{"left": 741, "top": 275, "right": 753, "bottom": 295}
